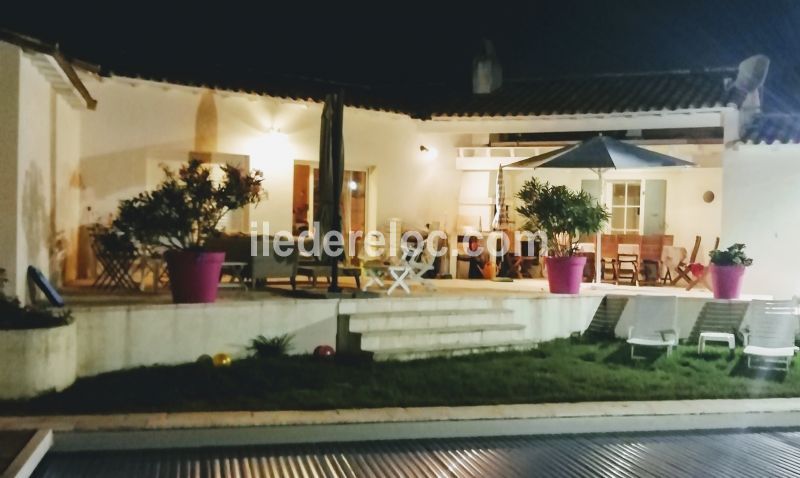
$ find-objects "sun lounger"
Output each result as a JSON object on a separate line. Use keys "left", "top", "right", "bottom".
{"left": 627, "top": 295, "right": 680, "bottom": 359}
{"left": 743, "top": 299, "right": 799, "bottom": 371}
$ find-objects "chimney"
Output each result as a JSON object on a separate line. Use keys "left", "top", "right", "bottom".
{"left": 473, "top": 39, "right": 502, "bottom": 94}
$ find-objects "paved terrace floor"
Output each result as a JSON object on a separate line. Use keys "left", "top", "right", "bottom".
{"left": 31, "top": 428, "right": 800, "bottom": 477}
{"left": 61, "top": 278, "right": 769, "bottom": 308}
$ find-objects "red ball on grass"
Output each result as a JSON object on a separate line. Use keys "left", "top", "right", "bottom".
{"left": 313, "top": 345, "right": 335, "bottom": 358}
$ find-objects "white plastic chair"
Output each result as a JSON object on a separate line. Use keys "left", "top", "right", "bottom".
{"left": 627, "top": 295, "right": 680, "bottom": 359}
{"left": 742, "top": 299, "right": 799, "bottom": 371}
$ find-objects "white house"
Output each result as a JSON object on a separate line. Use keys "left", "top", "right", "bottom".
{"left": 1, "top": 31, "right": 797, "bottom": 298}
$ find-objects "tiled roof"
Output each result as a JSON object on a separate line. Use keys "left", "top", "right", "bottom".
{"left": 110, "top": 67, "right": 743, "bottom": 120}
{"left": 420, "top": 69, "right": 740, "bottom": 118}
{"left": 109, "top": 68, "right": 412, "bottom": 116}
{"left": 741, "top": 114, "right": 800, "bottom": 145}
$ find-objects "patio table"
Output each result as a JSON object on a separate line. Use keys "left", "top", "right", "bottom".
{"left": 91, "top": 243, "right": 138, "bottom": 290}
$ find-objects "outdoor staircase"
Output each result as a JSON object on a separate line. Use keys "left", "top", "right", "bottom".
{"left": 583, "top": 295, "right": 629, "bottom": 339}
{"left": 688, "top": 300, "right": 750, "bottom": 344}
{"left": 338, "top": 301, "right": 533, "bottom": 361}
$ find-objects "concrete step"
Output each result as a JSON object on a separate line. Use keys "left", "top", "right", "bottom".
{"left": 338, "top": 298, "right": 496, "bottom": 315}
{"left": 373, "top": 339, "right": 538, "bottom": 361}
{"left": 349, "top": 308, "right": 514, "bottom": 333}
{"left": 360, "top": 324, "right": 525, "bottom": 351}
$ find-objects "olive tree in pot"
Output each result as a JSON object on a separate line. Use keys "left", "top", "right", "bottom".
{"left": 114, "top": 159, "right": 263, "bottom": 303}
{"left": 516, "top": 178, "right": 608, "bottom": 294}
{"left": 708, "top": 243, "right": 753, "bottom": 299}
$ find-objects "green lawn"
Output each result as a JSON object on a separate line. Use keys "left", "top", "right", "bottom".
{"left": 2, "top": 339, "right": 800, "bottom": 415}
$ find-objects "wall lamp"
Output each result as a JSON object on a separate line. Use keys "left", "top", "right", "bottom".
{"left": 420, "top": 145, "right": 438, "bottom": 160}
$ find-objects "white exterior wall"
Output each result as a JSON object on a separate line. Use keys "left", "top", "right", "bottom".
{"left": 722, "top": 145, "right": 800, "bottom": 297}
{"left": 79, "top": 78, "right": 464, "bottom": 237}
{"left": 0, "top": 43, "right": 21, "bottom": 296}
{"left": 16, "top": 54, "right": 54, "bottom": 295}
{"left": 0, "top": 44, "right": 83, "bottom": 297}
{"left": 53, "top": 95, "right": 82, "bottom": 283}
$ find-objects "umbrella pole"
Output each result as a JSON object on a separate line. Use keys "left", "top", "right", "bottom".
{"left": 594, "top": 169, "right": 605, "bottom": 284}
{"left": 329, "top": 92, "right": 344, "bottom": 293}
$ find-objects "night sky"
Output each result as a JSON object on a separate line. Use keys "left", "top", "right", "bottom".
{"left": 3, "top": 1, "right": 799, "bottom": 109}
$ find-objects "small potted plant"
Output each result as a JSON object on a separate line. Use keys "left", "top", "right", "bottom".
{"left": 708, "top": 243, "right": 753, "bottom": 299}
{"left": 114, "top": 159, "right": 263, "bottom": 303}
{"left": 516, "top": 178, "right": 608, "bottom": 294}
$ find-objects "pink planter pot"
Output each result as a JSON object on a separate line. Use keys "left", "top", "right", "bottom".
{"left": 546, "top": 256, "right": 587, "bottom": 294}
{"left": 165, "top": 250, "right": 226, "bottom": 304}
{"left": 710, "top": 264, "right": 746, "bottom": 299}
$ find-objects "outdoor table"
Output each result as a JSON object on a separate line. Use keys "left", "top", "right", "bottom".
{"left": 698, "top": 332, "right": 736, "bottom": 353}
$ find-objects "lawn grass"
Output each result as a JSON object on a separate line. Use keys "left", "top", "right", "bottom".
{"left": 2, "top": 339, "right": 800, "bottom": 415}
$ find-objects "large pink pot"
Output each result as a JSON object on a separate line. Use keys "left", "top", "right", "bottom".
{"left": 546, "top": 256, "right": 587, "bottom": 294}
{"left": 165, "top": 250, "right": 225, "bottom": 304}
{"left": 710, "top": 264, "right": 746, "bottom": 299}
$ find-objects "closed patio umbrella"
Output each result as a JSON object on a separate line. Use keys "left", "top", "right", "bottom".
{"left": 508, "top": 134, "right": 694, "bottom": 283}
{"left": 491, "top": 165, "right": 509, "bottom": 230}
{"left": 318, "top": 92, "right": 345, "bottom": 292}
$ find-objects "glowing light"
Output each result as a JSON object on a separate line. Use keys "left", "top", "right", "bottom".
{"left": 260, "top": 128, "right": 290, "bottom": 157}
{"left": 348, "top": 180, "right": 358, "bottom": 191}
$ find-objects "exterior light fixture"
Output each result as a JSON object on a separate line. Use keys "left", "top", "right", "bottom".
{"left": 420, "top": 145, "right": 438, "bottom": 160}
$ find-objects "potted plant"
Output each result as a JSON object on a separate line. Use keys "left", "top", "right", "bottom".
{"left": 708, "top": 243, "right": 753, "bottom": 299}
{"left": 0, "top": 270, "right": 77, "bottom": 399}
{"left": 114, "top": 159, "right": 263, "bottom": 303}
{"left": 516, "top": 178, "right": 608, "bottom": 293}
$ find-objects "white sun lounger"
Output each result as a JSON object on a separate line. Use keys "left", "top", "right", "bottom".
{"left": 743, "top": 299, "right": 799, "bottom": 371}
{"left": 627, "top": 295, "right": 680, "bottom": 359}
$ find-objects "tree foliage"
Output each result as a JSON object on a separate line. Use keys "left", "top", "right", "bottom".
{"left": 113, "top": 159, "right": 263, "bottom": 250}
{"left": 515, "top": 178, "right": 608, "bottom": 257}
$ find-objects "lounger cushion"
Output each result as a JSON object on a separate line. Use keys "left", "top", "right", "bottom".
{"left": 627, "top": 338, "right": 677, "bottom": 347}
{"left": 743, "top": 345, "right": 799, "bottom": 358}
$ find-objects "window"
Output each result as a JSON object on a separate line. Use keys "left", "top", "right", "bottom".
{"left": 608, "top": 181, "right": 641, "bottom": 234}
{"left": 292, "top": 164, "right": 367, "bottom": 236}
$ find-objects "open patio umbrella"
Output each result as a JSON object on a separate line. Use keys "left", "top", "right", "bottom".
{"left": 491, "top": 165, "right": 509, "bottom": 230}
{"left": 317, "top": 92, "right": 345, "bottom": 292}
{"left": 508, "top": 134, "right": 694, "bottom": 283}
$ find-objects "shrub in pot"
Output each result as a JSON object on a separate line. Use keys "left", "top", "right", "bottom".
{"left": 516, "top": 178, "right": 608, "bottom": 293}
{"left": 708, "top": 243, "right": 753, "bottom": 299}
{"left": 113, "top": 159, "right": 263, "bottom": 303}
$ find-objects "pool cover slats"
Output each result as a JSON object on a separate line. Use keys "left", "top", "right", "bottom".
{"left": 32, "top": 429, "right": 800, "bottom": 478}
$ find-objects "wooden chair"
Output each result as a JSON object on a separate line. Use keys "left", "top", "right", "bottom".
{"left": 600, "top": 234, "right": 620, "bottom": 282}
{"left": 616, "top": 243, "right": 640, "bottom": 285}
{"left": 686, "top": 237, "right": 720, "bottom": 291}
{"left": 672, "top": 236, "right": 701, "bottom": 286}
{"left": 639, "top": 235, "right": 672, "bottom": 286}
{"left": 660, "top": 245, "right": 687, "bottom": 284}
